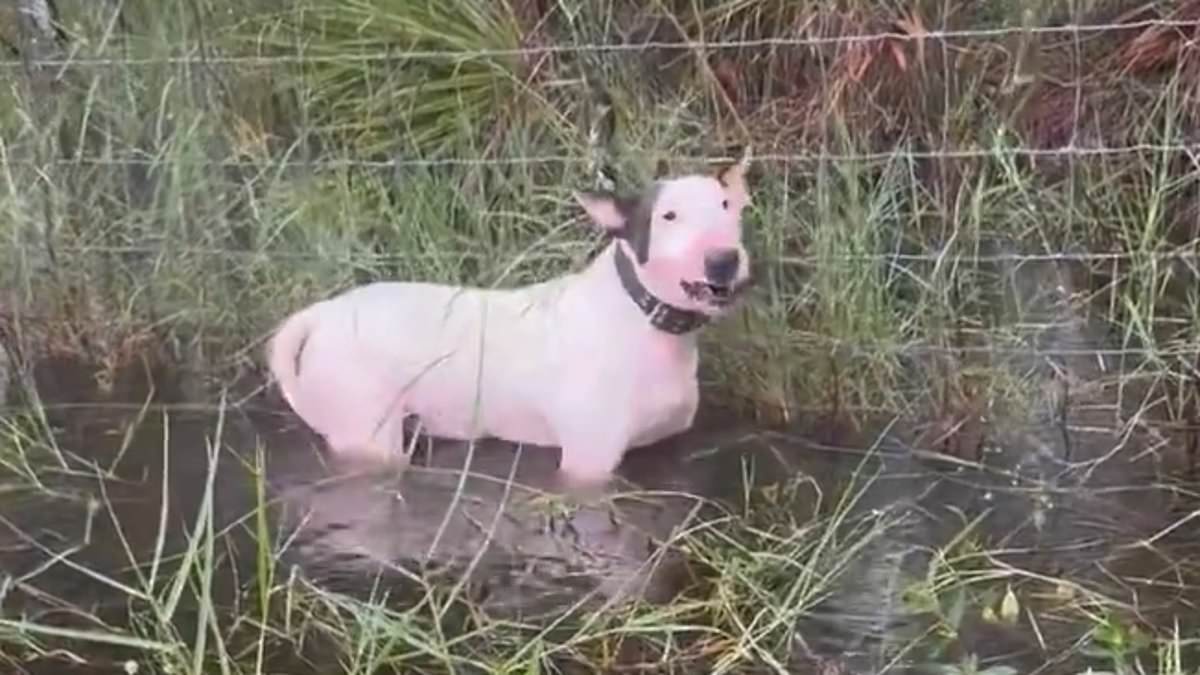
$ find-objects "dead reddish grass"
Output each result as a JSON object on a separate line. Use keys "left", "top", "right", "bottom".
{"left": 1, "top": 286, "right": 163, "bottom": 396}
{"left": 1115, "top": 0, "right": 1200, "bottom": 75}
{"left": 696, "top": 1, "right": 1197, "bottom": 159}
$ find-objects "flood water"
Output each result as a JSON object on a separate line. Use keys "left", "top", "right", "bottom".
{"left": 2, "top": 267, "right": 1200, "bottom": 674}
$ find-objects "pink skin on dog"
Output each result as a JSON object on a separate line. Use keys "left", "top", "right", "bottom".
{"left": 266, "top": 157, "right": 754, "bottom": 488}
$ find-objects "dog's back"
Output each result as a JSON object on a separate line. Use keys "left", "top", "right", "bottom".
{"left": 269, "top": 277, "right": 574, "bottom": 455}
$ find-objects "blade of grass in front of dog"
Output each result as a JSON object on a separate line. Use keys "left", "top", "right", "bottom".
{"left": 158, "top": 397, "right": 222, "bottom": 635}
{"left": 149, "top": 411, "right": 171, "bottom": 609}
{"left": 0, "top": 619, "right": 177, "bottom": 653}
{"left": 253, "top": 440, "right": 274, "bottom": 675}
{"left": 441, "top": 442, "right": 522, "bottom": 621}
{"left": 427, "top": 304, "right": 490, "bottom": 594}
{"left": 191, "top": 394, "right": 229, "bottom": 675}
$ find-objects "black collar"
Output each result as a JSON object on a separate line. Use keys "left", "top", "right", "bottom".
{"left": 613, "top": 244, "right": 709, "bottom": 335}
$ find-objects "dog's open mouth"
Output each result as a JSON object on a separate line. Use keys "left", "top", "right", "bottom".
{"left": 681, "top": 278, "right": 750, "bottom": 307}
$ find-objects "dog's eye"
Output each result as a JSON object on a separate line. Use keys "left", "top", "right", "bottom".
{"left": 722, "top": 199, "right": 729, "bottom": 210}
{"left": 663, "top": 211, "right": 677, "bottom": 221}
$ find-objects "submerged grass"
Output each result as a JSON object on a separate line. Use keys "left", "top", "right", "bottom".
{"left": 1, "top": 394, "right": 1195, "bottom": 673}
{"left": 2, "top": 0, "right": 1200, "bottom": 672}
{"left": 0, "top": 391, "right": 906, "bottom": 673}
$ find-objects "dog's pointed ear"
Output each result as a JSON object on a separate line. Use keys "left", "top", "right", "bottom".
{"left": 574, "top": 190, "right": 629, "bottom": 234}
{"left": 715, "top": 146, "right": 752, "bottom": 211}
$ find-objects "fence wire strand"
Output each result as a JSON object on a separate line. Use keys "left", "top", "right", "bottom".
{"left": 25, "top": 245, "right": 1200, "bottom": 267}
{"left": 0, "top": 18, "right": 1197, "bottom": 69}
{"left": 1, "top": 144, "right": 1198, "bottom": 169}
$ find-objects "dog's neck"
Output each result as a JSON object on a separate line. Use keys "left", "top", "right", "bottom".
{"left": 611, "top": 243, "right": 709, "bottom": 335}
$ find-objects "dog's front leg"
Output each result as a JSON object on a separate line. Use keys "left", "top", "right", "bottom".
{"left": 550, "top": 413, "right": 631, "bottom": 492}
{"left": 544, "top": 355, "right": 634, "bottom": 493}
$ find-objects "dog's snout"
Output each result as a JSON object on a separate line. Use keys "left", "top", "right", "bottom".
{"left": 704, "top": 248, "right": 740, "bottom": 285}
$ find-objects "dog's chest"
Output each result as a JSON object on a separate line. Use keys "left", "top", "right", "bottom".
{"left": 627, "top": 338, "right": 700, "bottom": 446}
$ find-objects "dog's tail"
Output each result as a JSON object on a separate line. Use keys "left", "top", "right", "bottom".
{"left": 266, "top": 304, "right": 320, "bottom": 409}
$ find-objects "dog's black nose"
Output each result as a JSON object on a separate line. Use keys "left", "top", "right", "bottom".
{"left": 704, "top": 248, "right": 740, "bottom": 285}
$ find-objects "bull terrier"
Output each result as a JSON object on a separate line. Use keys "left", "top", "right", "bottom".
{"left": 266, "top": 153, "right": 754, "bottom": 488}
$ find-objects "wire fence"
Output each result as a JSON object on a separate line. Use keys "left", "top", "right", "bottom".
{"left": 22, "top": 244, "right": 1200, "bottom": 266}
{"left": 1, "top": 18, "right": 1197, "bottom": 69}
{"left": 3, "top": 17, "right": 1197, "bottom": 167}
{"left": 2, "top": 143, "right": 1200, "bottom": 168}
{"left": 4, "top": 8, "right": 1200, "bottom": 417}
{"left": 4, "top": 19, "right": 1200, "bottom": 675}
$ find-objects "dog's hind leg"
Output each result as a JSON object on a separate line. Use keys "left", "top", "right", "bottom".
{"left": 325, "top": 413, "right": 410, "bottom": 464}
{"left": 319, "top": 389, "right": 412, "bottom": 465}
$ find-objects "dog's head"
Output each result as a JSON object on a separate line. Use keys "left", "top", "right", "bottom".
{"left": 574, "top": 154, "right": 753, "bottom": 318}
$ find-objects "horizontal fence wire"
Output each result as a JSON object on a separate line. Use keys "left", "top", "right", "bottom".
{"left": 28, "top": 246, "right": 1200, "bottom": 266}
{"left": 1, "top": 19, "right": 1197, "bottom": 69}
{"left": 0, "top": 399, "right": 1190, "bottom": 423}
{"left": 1, "top": 145, "right": 1199, "bottom": 169}
{"left": 1, "top": 338, "right": 1196, "bottom": 414}
{"left": 0, "top": 304, "right": 1193, "bottom": 362}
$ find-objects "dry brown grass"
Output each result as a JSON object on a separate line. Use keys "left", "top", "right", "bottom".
{"left": 664, "top": 1, "right": 1199, "bottom": 173}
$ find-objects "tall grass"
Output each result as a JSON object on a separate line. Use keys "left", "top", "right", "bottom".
{"left": 2, "top": 0, "right": 1200, "bottom": 671}
{"left": 3, "top": 0, "right": 1196, "bottom": 418}
{"left": 239, "top": 0, "right": 558, "bottom": 157}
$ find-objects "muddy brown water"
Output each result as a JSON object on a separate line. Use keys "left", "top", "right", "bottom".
{"left": 3, "top": 267, "right": 1200, "bottom": 675}
{"left": 0, "top": 353, "right": 1197, "bottom": 675}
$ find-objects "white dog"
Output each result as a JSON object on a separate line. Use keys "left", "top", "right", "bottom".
{"left": 266, "top": 155, "right": 754, "bottom": 487}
